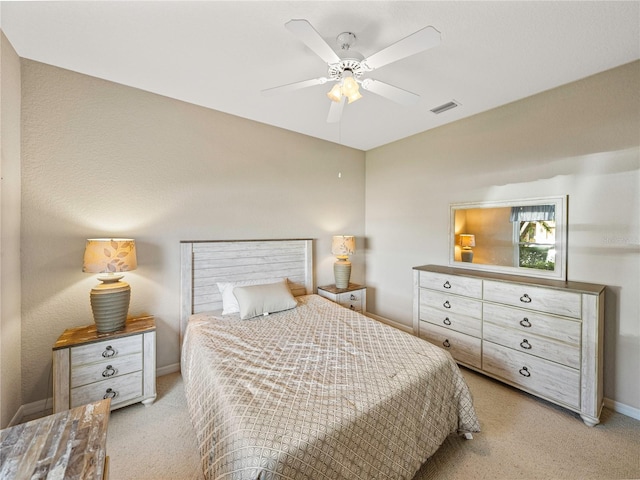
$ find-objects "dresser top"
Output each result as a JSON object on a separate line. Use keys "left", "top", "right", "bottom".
{"left": 413, "top": 264, "right": 605, "bottom": 294}
{"left": 0, "top": 399, "right": 110, "bottom": 479}
{"left": 54, "top": 315, "right": 155, "bottom": 350}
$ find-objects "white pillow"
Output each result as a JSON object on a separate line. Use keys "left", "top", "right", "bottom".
{"left": 233, "top": 280, "right": 297, "bottom": 320}
{"left": 217, "top": 278, "right": 283, "bottom": 314}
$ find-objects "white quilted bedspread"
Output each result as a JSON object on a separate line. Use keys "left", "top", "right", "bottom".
{"left": 182, "top": 294, "right": 479, "bottom": 480}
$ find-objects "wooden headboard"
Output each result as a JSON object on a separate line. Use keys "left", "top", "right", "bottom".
{"left": 180, "top": 239, "right": 314, "bottom": 346}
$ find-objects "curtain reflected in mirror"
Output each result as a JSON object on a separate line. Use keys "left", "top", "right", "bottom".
{"left": 450, "top": 196, "right": 567, "bottom": 280}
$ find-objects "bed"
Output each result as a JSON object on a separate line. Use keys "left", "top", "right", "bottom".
{"left": 180, "top": 239, "right": 479, "bottom": 480}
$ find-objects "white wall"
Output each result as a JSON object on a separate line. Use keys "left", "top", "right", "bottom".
{"left": 365, "top": 61, "right": 640, "bottom": 411}
{"left": 0, "top": 31, "right": 22, "bottom": 429}
{"left": 20, "top": 59, "right": 366, "bottom": 405}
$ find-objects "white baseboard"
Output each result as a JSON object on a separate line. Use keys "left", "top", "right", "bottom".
{"left": 156, "top": 362, "right": 180, "bottom": 377}
{"left": 604, "top": 397, "right": 640, "bottom": 421}
{"left": 366, "top": 312, "right": 413, "bottom": 334}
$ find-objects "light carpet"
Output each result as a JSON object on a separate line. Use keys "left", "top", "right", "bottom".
{"left": 107, "top": 369, "right": 640, "bottom": 479}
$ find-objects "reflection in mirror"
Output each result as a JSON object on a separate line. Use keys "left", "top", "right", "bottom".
{"left": 450, "top": 196, "right": 567, "bottom": 280}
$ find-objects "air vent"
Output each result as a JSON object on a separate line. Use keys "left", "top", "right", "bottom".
{"left": 430, "top": 101, "right": 459, "bottom": 114}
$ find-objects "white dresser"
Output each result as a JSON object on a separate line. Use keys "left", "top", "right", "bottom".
{"left": 413, "top": 265, "right": 605, "bottom": 426}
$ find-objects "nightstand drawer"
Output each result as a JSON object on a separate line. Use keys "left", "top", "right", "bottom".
{"left": 483, "top": 341, "right": 580, "bottom": 408}
{"left": 484, "top": 280, "right": 582, "bottom": 318}
{"left": 71, "top": 352, "right": 143, "bottom": 388}
{"left": 71, "top": 335, "right": 143, "bottom": 366}
{"left": 419, "top": 271, "right": 482, "bottom": 298}
{"left": 419, "top": 322, "right": 481, "bottom": 368}
{"left": 336, "top": 292, "right": 362, "bottom": 311}
{"left": 71, "top": 371, "right": 143, "bottom": 409}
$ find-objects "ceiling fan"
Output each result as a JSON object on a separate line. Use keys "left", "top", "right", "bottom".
{"left": 262, "top": 19, "right": 441, "bottom": 123}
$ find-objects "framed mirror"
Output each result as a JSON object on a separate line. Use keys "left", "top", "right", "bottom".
{"left": 450, "top": 196, "right": 567, "bottom": 280}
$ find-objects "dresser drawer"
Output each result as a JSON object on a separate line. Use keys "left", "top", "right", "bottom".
{"left": 420, "top": 289, "right": 482, "bottom": 317}
{"left": 71, "top": 371, "right": 143, "bottom": 409}
{"left": 420, "top": 305, "right": 482, "bottom": 337}
{"left": 419, "top": 322, "right": 481, "bottom": 368}
{"left": 71, "top": 335, "right": 143, "bottom": 366}
{"left": 483, "top": 341, "right": 580, "bottom": 408}
{"left": 71, "top": 352, "right": 143, "bottom": 388}
{"left": 483, "top": 303, "right": 581, "bottom": 346}
{"left": 483, "top": 322, "right": 580, "bottom": 369}
{"left": 483, "top": 280, "right": 582, "bottom": 318}
{"left": 419, "top": 271, "right": 482, "bottom": 298}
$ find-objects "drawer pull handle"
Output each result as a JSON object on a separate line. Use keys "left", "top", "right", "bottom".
{"left": 520, "top": 339, "right": 532, "bottom": 350}
{"left": 520, "top": 318, "right": 532, "bottom": 328}
{"left": 102, "top": 346, "right": 116, "bottom": 358}
{"left": 442, "top": 339, "right": 451, "bottom": 348}
{"left": 520, "top": 294, "right": 532, "bottom": 303}
{"left": 349, "top": 304, "right": 355, "bottom": 310}
{"left": 350, "top": 294, "right": 357, "bottom": 300}
{"left": 102, "top": 365, "right": 117, "bottom": 377}
{"left": 443, "top": 281, "right": 451, "bottom": 289}
{"left": 443, "top": 317, "right": 452, "bottom": 326}
{"left": 443, "top": 300, "right": 451, "bottom": 309}
{"left": 519, "top": 366, "right": 531, "bottom": 377}
{"left": 103, "top": 388, "right": 118, "bottom": 399}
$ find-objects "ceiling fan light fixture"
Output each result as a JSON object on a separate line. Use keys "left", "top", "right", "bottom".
{"left": 347, "top": 89, "right": 362, "bottom": 104}
{"left": 327, "top": 84, "right": 342, "bottom": 102}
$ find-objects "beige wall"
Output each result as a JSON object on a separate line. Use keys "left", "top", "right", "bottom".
{"left": 20, "top": 59, "right": 366, "bottom": 405}
{"left": 0, "top": 31, "right": 22, "bottom": 428}
{"left": 365, "top": 61, "right": 640, "bottom": 411}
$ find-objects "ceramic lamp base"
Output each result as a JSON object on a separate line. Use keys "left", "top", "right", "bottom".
{"left": 334, "top": 259, "right": 352, "bottom": 289}
{"left": 90, "top": 281, "right": 130, "bottom": 333}
{"left": 461, "top": 249, "right": 474, "bottom": 263}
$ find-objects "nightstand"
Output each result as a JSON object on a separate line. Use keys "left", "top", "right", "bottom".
{"left": 53, "top": 315, "right": 156, "bottom": 413}
{"left": 317, "top": 283, "right": 366, "bottom": 313}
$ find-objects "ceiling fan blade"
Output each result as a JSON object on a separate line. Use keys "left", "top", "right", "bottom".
{"left": 262, "top": 77, "right": 328, "bottom": 96}
{"left": 285, "top": 19, "right": 341, "bottom": 65}
{"left": 360, "top": 79, "right": 420, "bottom": 106}
{"left": 363, "top": 26, "right": 441, "bottom": 71}
{"left": 327, "top": 97, "right": 345, "bottom": 123}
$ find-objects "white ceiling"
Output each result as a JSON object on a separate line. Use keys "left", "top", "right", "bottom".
{"left": 1, "top": 1, "right": 639, "bottom": 151}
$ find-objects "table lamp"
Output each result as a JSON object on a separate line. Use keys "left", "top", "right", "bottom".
{"left": 460, "top": 234, "right": 476, "bottom": 262}
{"left": 83, "top": 238, "right": 137, "bottom": 333}
{"left": 332, "top": 235, "right": 355, "bottom": 289}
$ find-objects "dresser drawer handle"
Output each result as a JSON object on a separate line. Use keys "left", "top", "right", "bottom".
{"left": 103, "top": 388, "right": 118, "bottom": 399}
{"left": 519, "top": 366, "right": 531, "bottom": 377}
{"left": 350, "top": 294, "right": 357, "bottom": 301}
{"left": 520, "top": 294, "right": 532, "bottom": 303}
{"left": 519, "top": 318, "right": 532, "bottom": 328}
{"left": 102, "top": 365, "right": 117, "bottom": 378}
{"left": 443, "top": 281, "right": 451, "bottom": 289}
{"left": 443, "top": 300, "right": 451, "bottom": 309}
{"left": 349, "top": 304, "right": 355, "bottom": 310}
{"left": 443, "top": 317, "right": 452, "bottom": 326}
{"left": 520, "top": 339, "right": 532, "bottom": 350}
{"left": 442, "top": 339, "right": 451, "bottom": 348}
{"left": 102, "top": 346, "right": 116, "bottom": 358}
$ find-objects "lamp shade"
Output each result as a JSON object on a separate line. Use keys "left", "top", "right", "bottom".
{"left": 459, "top": 234, "right": 476, "bottom": 248}
{"left": 83, "top": 239, "right": 137, "bottom": 274}
{"left": 332, "top": 235, "right": 356, "bottom": 257}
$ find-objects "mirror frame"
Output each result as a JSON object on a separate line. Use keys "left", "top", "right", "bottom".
{"left": 449, "top": 195, "right": 568, "bottom": 280}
